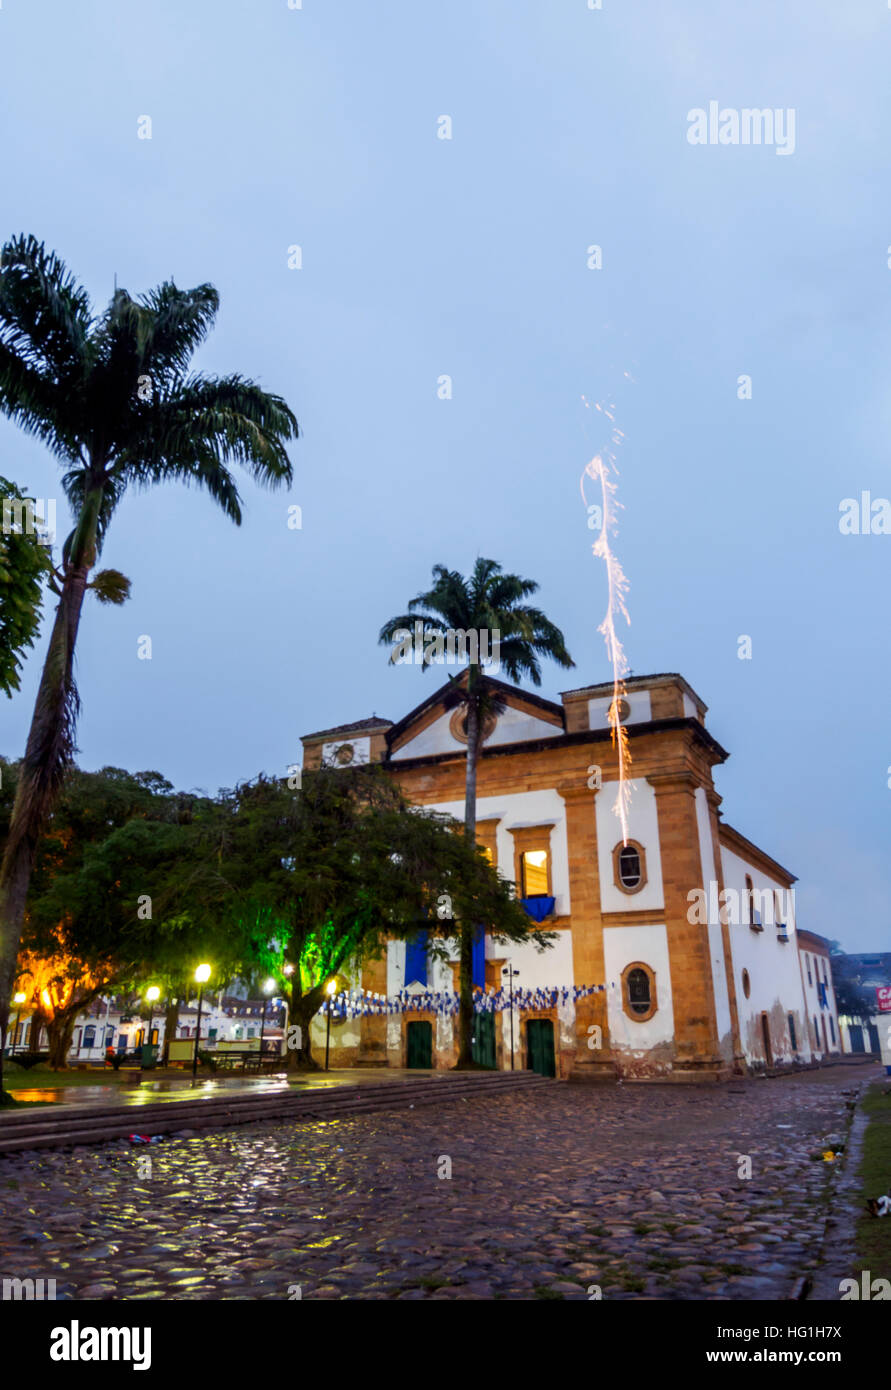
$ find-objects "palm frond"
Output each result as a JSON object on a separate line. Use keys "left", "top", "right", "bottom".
{"left": 0, "top": 234, "right": 92, "bottom": 377}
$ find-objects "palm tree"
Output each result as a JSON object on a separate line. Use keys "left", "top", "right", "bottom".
{"left": 379, "top": 558, "right": 574, "bottom": 1067}
{"left": 0, "top": 235, "right": 298, "bottom": 1094}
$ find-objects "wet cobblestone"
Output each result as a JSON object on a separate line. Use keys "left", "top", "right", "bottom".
{"left": 0, "top": 1065, "right": 861, "bottom": 1300}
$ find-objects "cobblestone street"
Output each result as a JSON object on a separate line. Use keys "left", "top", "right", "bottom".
{"left": 0, "top": 1064, "right": 871, "bottom": 1301}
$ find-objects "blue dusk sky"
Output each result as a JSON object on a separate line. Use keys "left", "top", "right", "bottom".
{"left": 1, "top": 1, "right": 888, "bottom": 950}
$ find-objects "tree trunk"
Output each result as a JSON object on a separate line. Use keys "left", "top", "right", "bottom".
{"left": 162, "top": 998, "right": 180, "bottom": 1065}
{"left": 287, "top": 987, "right": 321, "bottom": 1071}
{"left": 47, "top": 1011, "right": 79, "bottom": 1070}
{"left": 0, "top": 488, "right": 98, "bottom": 1097}
{"left": 455, "top": 695, "right": 481, "bottom": 1068}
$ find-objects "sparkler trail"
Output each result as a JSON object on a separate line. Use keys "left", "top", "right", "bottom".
{"left": 581, "top": 390, "right": 632, "bottom": 845}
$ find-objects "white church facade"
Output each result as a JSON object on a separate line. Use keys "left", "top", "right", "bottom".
{"left": 300, "top": 671, "right": 840, "bottom": 1081}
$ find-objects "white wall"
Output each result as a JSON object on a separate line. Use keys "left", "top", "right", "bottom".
{"left": 722, "top": 846, "right": 811, "bottom": 1066}
{"left": 694, "top": 787, "right": 733, "bottom": 1058}
{"left": 799, "top": 948, "right": 841, "bottom": 1056}
{"left": 603, "top": 923, "right": 674, "bottom": 1067}
{"left": 423, "top": 788, "right": 572, "bottom": 915}
{"left": 390, "top": 705, "right": 560, "bottom": 760}
{"left": 596, "top": 777, "right": 665, "bottom": 913}
{"left": 588, "top": 690, "right": 651, "bottom": 729}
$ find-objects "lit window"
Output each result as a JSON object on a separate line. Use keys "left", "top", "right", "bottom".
{"left": 521, "top": 849, "right": 549, "bottom": 897}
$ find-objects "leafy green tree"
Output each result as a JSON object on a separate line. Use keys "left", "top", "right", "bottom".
{"left": 0, "top": 235, "right": 299, "bottom": 1092}
{"left": 6, "top": 764, "right": 176, "bottom": 1069}
{"left": 179, "top": 765, "right": 545, "bottom": 1069}
{"left": 0, "top": 475, "right": 52, "bottom": 696}
{"left": 379, "top": 557, "right": 573, "bottom": 1065}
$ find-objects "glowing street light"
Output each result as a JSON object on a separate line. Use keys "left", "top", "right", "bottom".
{"left": 324, "top": 978, "right": 338, "bottom": 1072}
{"left": 192, "top": 965, "right": 212, "bottom": 1080}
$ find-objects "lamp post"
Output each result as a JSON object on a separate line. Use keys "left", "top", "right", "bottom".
{"left": 324, "top": 978, "right": 337, "bottom": 1072}
{"left": 9, "top": 992, "right": 26, "bottom": 1057}
{"left": 144, "top": 986, "right": 160, "bottom": 1067}
{"left": 191, "top": 964, "right": 211, "bottom": 1080}
{"left": 502, "top": 965, "right": 520, "bottom": 1071}
{"left": 258, "top": 978, "right": 275, "bottom": 1068}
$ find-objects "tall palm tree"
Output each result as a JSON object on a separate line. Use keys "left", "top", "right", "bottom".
{"left": 0, "top": 235, "right": 298, "bottom": 1092}
{"left": 379, "top": 558, "right": 574, "bottom": 1067}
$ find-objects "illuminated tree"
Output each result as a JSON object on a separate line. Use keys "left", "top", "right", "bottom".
{"left": 181, "top": 765, "right": 543, "bottom": 1069}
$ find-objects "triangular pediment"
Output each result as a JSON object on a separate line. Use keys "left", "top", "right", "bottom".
{"left": 387, "top": 674, "right": 564, "bottom": 762}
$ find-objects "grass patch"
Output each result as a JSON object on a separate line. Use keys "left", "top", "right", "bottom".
{"left": 533, "top": 1286, "right": 564, "bottom": 1300}
{"left": 854, "top": 1083, "right": 891, "bottom": 1280}
{"left": 633, "top": 1222, "right": 654, "bottom": 1235}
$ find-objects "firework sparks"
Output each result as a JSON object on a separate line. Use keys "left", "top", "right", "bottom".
{"left": 581, "top": 394, "right": 632, "bottom": 844}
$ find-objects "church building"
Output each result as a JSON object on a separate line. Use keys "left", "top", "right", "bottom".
{"left": 300, "top": 671, "right": 833, "bottom": 1082}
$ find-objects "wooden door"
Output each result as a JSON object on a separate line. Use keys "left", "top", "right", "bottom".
{"left": 472, "top": 1012, "right": 496, "bottom": 1069}
{"left": 760, "top": 1012, "right": 772, "bottom": 1066}
{"left": 406, "top": 1020, "right": 433, "bottom": 1069}
{"left": 526, "top": 1019, "right": 556, "bottom": 1078}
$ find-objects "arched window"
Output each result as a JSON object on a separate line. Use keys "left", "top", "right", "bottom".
{"left": 621, "top": 962, "right": 657, "bottom": 1022}
{"left": 741, "top": 969, "right": 751, "bottom": 999}
{"left": 612, "top": 840, "right": 647, "bottom": 895}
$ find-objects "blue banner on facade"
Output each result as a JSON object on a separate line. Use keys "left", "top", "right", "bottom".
{"left": 405, "top": 929, "right": 429, "bottom": 987}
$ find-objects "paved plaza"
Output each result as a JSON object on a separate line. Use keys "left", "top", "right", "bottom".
{"left": 0, "top": 1063, "right": 876, "bottom": 1301}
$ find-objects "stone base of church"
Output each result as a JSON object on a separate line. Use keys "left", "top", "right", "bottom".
{"left": 668, "top": 1057, "right": 733, "bottom": 1083}
{"left": 568, "top": 1056, "right": 620, "bottom": 1083}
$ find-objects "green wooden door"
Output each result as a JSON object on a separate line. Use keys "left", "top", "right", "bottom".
{"left": 472, "top": 1012, "right": 496, "bottom": 1069}
{"left": 526, "top": 1019, "right": 556, "bottom": 1078}
{"left": 406, "top": 1020, "right": 433, "bottom": 1069}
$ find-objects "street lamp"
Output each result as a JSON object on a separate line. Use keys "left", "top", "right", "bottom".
{"left": 258, "top": 978, "right": 276, "bottom": 1068}
{"left": 9, "top": 992, "right": 26, "bottom": 1057}
{"left": 144, "top": 986, "right": 161, "bottom": 1063}
{"left": 324, "top": 978, "right": 337, "bottom": 1072}
{"left": 502, "top": 966, "right": 520, "bottom": 1071}
{"left": 191, "top": 964, "right": 211, "bottom": 1080}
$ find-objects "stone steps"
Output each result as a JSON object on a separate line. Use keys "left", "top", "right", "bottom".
{"left": 0, "top": 1070, "right": 549, "bottom": 1154}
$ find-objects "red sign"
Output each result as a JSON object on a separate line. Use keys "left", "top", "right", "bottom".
{"left": 877, "top": 986, "right": 891, "bottom": 1014}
